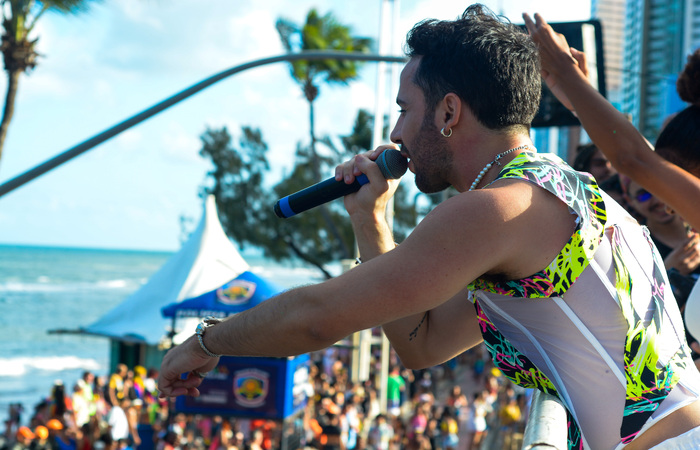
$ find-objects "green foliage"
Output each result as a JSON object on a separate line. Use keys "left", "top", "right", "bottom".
{"left": 276, "top": 8, "right": 373, "bottom": 102}
{"left": 0, "top": 0, "right": 100, "bottom": 163}
{"left": 199, "top": 110, "right": 420, "bottom": 279}
{"left": 198, "top": 126, "right": 273, "bottom": 250}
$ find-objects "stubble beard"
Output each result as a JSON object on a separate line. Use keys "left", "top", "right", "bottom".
{"left": 412, "top": 118, "right": 453, "bottom": 194}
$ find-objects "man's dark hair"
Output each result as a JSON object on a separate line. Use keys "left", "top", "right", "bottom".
{"left": 404, "top": 3, "right": 541, "bottom": 132}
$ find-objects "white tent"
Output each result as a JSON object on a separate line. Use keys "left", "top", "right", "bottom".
{"left": 81, "top": 195, "right": 249, "bottom": 345}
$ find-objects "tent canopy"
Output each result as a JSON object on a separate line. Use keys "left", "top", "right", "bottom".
{"left": 161, "top": 270, "right": 283, "bottom": 319}
{"left": 68, "top": 195, "right": 250, "bottom": 345}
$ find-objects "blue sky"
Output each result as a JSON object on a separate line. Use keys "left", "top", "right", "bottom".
{"left": 0, "top": 0, "right": 591, "bottom": 251}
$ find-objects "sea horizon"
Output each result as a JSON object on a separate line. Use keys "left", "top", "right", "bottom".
{"left": 0, "top": 242, "right": 330, "bottom": 425}
{"left": 0, "top": 241, "right": 178, "bottom": 254}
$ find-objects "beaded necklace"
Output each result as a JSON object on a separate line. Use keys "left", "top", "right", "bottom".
{"left": 468, "top": 144, "right": 531, "bottom": 191}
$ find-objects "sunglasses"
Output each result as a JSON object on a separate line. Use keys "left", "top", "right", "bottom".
{"left": 634, "top": 189, "right": 653, "bottom": 203}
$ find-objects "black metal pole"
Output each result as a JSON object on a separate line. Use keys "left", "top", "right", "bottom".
{"left": 0, "top": 51, "right": 406, "bottom": 199}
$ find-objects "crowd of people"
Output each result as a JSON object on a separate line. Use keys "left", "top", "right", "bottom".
{"left": 1, "top": 364, "right": 165, "bottom": 450}
{"left": 5, "top": 3, "right": 700, "bottom": 449}
{"left": 2, "top": 345, "right": 528, "bottom": 450}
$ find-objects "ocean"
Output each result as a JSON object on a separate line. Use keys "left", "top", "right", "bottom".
{"left": 0, "top": 244, "right": 331, "bottom": 426}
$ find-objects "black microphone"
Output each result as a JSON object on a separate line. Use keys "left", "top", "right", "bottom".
{"left": 274, "top": 149, "right": 408, "bottom": 219}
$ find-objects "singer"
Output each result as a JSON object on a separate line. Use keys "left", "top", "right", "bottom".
{"left": 158, "top": 5, "right": 700, "bottom": 448}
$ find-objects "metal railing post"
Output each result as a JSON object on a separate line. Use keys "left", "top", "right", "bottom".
{"left": 0, "top": 51, "right": 407, "bottom": 199}
{"left": 522, "top": 390, "right": 569, "bottom": 449}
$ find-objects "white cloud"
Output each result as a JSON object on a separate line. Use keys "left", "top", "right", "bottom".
{"left": 160, "top": 125, "right": 204, "bottom": 164}
{"left": 113, "top": 129, "right": 144, "bottom": 151}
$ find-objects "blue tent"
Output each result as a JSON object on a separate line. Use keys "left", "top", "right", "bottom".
{"left": 161, "top": 270, "right": 309, "bottom": 422}
{"left": 161, "top": 271, "right": 283, "bottom": 319}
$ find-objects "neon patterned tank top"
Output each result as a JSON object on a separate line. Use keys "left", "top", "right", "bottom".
{"left": 467, "top": 151, "right": 700, "bottom": 449}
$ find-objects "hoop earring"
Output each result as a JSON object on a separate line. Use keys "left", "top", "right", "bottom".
{"left": 440, "top": 127, "right": 452, "bottom": 138}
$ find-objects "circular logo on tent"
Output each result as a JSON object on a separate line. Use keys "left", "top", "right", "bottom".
{"left": 217, "top": 279, "right": 256, "bottom": 305}
{"left": 233, "top": 368, "right": 269, "bottom": 407}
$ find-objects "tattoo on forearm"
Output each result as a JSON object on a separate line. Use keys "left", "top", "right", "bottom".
{"left": 408, "top": 312, "right": 429, "bottom": 341}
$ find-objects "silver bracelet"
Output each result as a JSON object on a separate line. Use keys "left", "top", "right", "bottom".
{"left": 195, "top": 317, "right": 222, "bottom": 358}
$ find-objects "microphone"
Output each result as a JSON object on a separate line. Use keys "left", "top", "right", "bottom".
{"left": 274, "top": 149, "right": 408, "bottom": 219}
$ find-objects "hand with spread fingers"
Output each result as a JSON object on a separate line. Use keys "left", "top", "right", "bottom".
{"left": 522, "top": 12, "right": 589, "bottom": 112}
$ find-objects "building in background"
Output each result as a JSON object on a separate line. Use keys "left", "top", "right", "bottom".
{"left": 533, "top": 0, "right": 699, "bottom": 158}
{"left": 591, "top": 0, "right": 626, "bottom": 109}
{"left": 621, "top": 0, "right": 692, "bottom": 141}
{"left": 685, "top": 0, "right": 700, "bottom": 56}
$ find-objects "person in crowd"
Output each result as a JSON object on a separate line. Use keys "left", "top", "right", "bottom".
{"left": 246, "top": 429, "right": 264, "bottom": 450}
{"left": 497, "top": 389, "right": 522, "bottom": 450}
{"left": 620, "top": 174, "right": 700, "bottom": 364}
{"left": 319, "top": 412, "right": 342, "bottom": 450}
{"left": 367, "top": 414, "right": 393, "bottom": 450}
{"left": 76, "top": 373, "right": 96, "bottom": 421}
{"left": 465, "top": 391, "right": 489, "bottom": 450}
{"left": 12, "top": 427, "right": 34, "bottom": 450}
{"left": 158, "top": 4, "right": 700, "bottom": 448}
{"left": 154, "top": 431, "right": 176, "bottom": 450}
{"left": 106, "top": 365, "right": 128, "bottom": 408}
{"left": 131, "top": 367, "right": 147, "bottom": 401}
{"left": 597, "top": 173, "right": 636, "bottom": 218}
{"left": 71, "top": 384, "right": 90, "bottom": 431}
{"left": 386, "top": 366, "right": 405, "bottom": 418}
{"left": 46, "top": 419, "right": 64, "bottom": 450}
{"left": 339, "top": 400, "right": 360, "bottom": 450}
{"left": 407, "top": 401, "right": 429, "bottom": 445}
{"left": 50, "top": 420, "right": 75, "bottom": 450}
{"left": 123, "top": 400, "right": 140, "bottom": 450}
{"left": 620, "top": 175, "right": 700, "bottom": 276}
{"left": 105, "top": 399, "right": 129, "bottom": 450}
{"left": 572, "top": 142, "right": 616, "bottom": 184}
{"left": 445, "top": 385, "right": 469, "bottom": 435}
{"left": 92, "top": 378, "right": 109, "bottom": 420}
{"left": 437, "top": 407, "right": 459, "bottom": 450}
{"left": 32, "top": 426, "right": 51, "bottom": 450}
{"left": 50, "top": 383, "right": 69, "bottom": 423}
{"left": 142, "top": 370, "right": 158, "bottom": 404}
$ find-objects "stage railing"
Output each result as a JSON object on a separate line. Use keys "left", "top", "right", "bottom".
{"left": 521, "top": 390, "right": 568, "bottom": 449}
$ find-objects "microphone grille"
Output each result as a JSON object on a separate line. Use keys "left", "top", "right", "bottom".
{"left": 377, "top": 150, "right": 408, "bottom": 179}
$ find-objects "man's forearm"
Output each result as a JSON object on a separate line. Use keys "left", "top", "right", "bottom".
{"left": 199, "top": 284, "right": 344, "bottom": 358}
{"left": 553, "top": 60, "right": 655, "bottom": 177}
{"left": 350, "top": 210, "right": 396, "bottom": 261}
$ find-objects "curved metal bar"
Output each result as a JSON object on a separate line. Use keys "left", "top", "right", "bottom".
{"left": 0, "top": 51, "right": 407, "bottom": 198}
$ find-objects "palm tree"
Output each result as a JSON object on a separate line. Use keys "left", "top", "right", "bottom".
{"left": 0, "top": 0, "right": 97, "bottom": 167}
{"left": 276, "top": 8, "right": 372, "bottom": 181}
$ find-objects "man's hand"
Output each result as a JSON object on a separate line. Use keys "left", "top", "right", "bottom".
{"left": 157, "top": 336, "right": 220, "bottom": 398}
{"left": 335, "top": 145, "right": 402, "bottom": 218}
{"left": 522, "top": 12, "right": 590, "bottom": 112}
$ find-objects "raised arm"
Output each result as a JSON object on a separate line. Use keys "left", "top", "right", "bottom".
{"left": 523, "top": 12, "right": 700, "bottom": 230}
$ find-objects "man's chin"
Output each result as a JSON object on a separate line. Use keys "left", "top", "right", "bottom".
{"left": 415, "top": 182, "right": 451, "bottom": 195}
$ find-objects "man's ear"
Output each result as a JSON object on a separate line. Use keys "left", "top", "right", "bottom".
{"left": 437, "top": 93, "right": 462, "bottom": 131}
